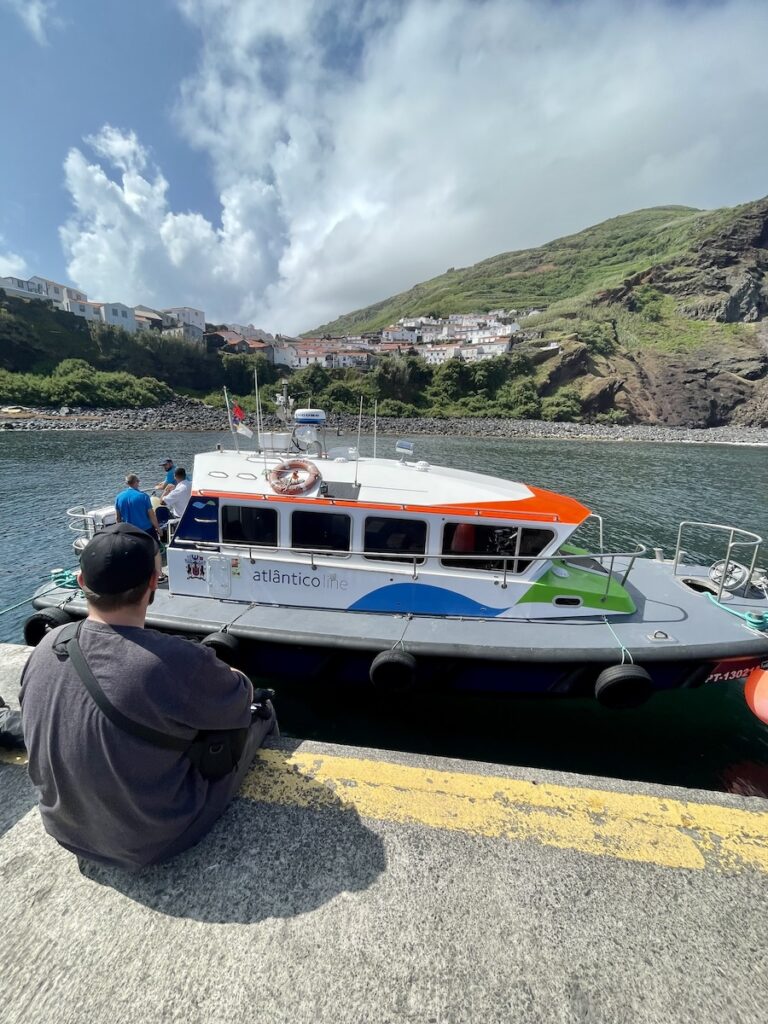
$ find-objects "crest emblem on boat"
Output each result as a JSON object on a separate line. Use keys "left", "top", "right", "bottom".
{"left": 185, "top": 553, "right": 206, "bottom": 580}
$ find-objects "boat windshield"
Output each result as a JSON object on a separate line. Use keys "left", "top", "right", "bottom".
{"left": 171, "top": 497, "right": 219, "bottom": 544}
{"left": 441, "top": 522, "right": 555, "bottom": 573}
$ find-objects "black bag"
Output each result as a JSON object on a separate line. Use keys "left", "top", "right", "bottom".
{"left": 57, "top": 621, "right": 248, "bottom": 781}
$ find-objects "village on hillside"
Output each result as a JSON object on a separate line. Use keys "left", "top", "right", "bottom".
{"left": 1, "top": 272, "right": 552, "bottom": 370}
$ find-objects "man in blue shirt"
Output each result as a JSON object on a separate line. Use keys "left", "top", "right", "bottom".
{"left": 156, "top": 457, "right": 176, "bottom": 497}
{"left": 115, "top": 473, "right": 164, "bottom": 580}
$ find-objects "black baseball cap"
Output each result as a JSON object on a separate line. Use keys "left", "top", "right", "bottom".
{"left": 161, "top": 457, "right": 173, "bottom": 465}
{"left": 80, "top": 524, "right": 157, "bottom": 594}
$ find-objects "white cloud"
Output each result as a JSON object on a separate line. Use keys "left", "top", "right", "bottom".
{"left": 0, "top": 240, "right": 28, "bottom": 278}
{"left": 60, "top": 1, "right": 768, "bottom": 333}
{"left": 1, "top": 0, "right": 56, "bottom": 45}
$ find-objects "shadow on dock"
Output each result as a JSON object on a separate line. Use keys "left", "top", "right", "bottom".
{"left": 76, "top": 744, "right": 387, "bottom": 924}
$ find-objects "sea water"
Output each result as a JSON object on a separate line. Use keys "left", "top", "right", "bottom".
{"left": 1, "top": 428, "right": 766, "bottom": 791}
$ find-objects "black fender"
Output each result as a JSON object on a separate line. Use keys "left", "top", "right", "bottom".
{"left": 594, "top": 663, "right": 653, "bottom": 710}
{"left": 23, "top": 607, "right": 73, "bottom": 648}
{"left": 200, "top": 631, "right": 241, "bottom": 666}
{"left": 369, "top": 649, "right": 417, "bottom": 691}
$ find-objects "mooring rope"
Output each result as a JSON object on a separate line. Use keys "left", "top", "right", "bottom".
{"left": 0, "top": 566, "right": 81, "bottom": 617}
{"left": 602, "top": 616, "right": 634, "bottom": 664}
{"left": 706, "top": 593, "right": 768, "bottom": 633}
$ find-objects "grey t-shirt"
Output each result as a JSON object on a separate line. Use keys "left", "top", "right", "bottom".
{"left": 21, "top": 619, "right": 253, "bottom": 869}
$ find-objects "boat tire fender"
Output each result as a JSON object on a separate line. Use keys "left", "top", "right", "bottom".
{"left": 200, "top": 631, "right": 241, "bottom": 666}
{"left": 24, "top": 607, "right": 73, "bottom": 647}
{"left": 369, "top": 649, "right": 417, "bottom": 691}
{"left": 594, "top": 664, "right": 653, "bottom": 710}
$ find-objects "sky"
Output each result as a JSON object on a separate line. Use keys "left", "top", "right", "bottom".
{"left": 1, "top": 0, "right": 768, "bottom": 335}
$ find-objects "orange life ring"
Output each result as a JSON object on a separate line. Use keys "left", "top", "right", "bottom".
{"left": 268, "top": 459, "right": 321, "bottom": 496}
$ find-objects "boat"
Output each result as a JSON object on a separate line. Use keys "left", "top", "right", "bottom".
{"left": 24, "top": 386, "right": 768, "bottom": 719}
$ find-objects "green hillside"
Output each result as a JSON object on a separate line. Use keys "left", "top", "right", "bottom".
{"left": 310, "top": 201, "right": 753, "bottom": 337}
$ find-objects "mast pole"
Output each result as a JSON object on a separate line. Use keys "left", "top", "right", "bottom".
{"left": 353, "top": 394, "right": 363, "bottom": 487}
{"left": 223, "top": 386, "right": 240, "bottom": 452}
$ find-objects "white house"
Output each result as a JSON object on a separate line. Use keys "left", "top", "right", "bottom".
{"left": 134, "top": 306, "right": 164, "bottom": 331}
{"left": 0, "top": 274, "right": 86, "bottom": 310}
{"left": 382, "top": 324, "right": 419, "bottom": 343}
{"left": 36, "top": 277, "right": 88, "bottom": 309}
{"left": 69, "top": 299, "right": 104, "bottom": 323}
{"left": 102, "top": 303, "right": 138, "bottom": 333}
{"left": 332, "top": 350, "right": 371, "bottom": 369}
{"left": 422, "top": 345, "right": 461, "bottom": 365}
{"left": 161, "top": 322, "right": 204, "bottom": 344}
{"left": 0, "top": 275, "right": 49, "bottom": 301}
{"left": 459, "top": 341, "right": 510, "bottom": 362}
{"left": 163, "top": 307, "right": 206, "bottom": 331}
{"left": 272, "top": 343, "right": 299, "bottom": 368}
{"left": 295, "top": 349, "right": 333, "bottom": 368}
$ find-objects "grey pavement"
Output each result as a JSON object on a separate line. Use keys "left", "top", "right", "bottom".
{"left": 1, "top": 643, "right": 767, "bottom": 1024}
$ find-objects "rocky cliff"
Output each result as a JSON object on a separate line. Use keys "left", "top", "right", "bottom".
{"left": 535, "top": 333, "right": 768, "bottom": 427}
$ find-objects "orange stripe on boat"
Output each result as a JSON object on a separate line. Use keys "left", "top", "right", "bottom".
{"left": 441, "top": 486, "right": 590, "bottom": 525}
{"left": 191, "top": 484, "right": 591, "bottom": 525}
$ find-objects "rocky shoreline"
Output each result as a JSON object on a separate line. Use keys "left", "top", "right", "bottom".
{"left": 1, "top": 399, "right": 767, "bottom": 445}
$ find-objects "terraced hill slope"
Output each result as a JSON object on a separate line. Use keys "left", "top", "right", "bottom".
{"left": 312, "top": 198, "right": 768, "bottom": 426}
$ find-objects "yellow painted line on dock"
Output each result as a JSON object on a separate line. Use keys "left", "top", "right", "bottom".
{"left": 243, "top": 749, "right": 768, "bottom": 874}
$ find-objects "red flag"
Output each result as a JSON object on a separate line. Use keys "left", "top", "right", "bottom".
{"left": 232, "top": 403, "right": 245, "bottom": 423}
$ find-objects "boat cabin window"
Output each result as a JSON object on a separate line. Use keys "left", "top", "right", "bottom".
{"left": 441, "top": 523, "right": 555, "bottom": 573}
{"left": 292, "top": 510, "right": 351, "bottom": 553}
{"left": 170, "top": 497, "right": 219, "bottom": 545}
{"left": 364, "top": 516, "right": 427, "bottom": 562}
{"left": 221, "top": 505, "right": 277, "bottom": 546}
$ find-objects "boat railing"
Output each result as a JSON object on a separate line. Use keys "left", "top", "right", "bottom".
{"left": 187, "top": 537, "right": 647, "bottom": 601}
{"left": 673, "top": 521, "right": 763, "bottom": 602}
{"left": 502, "top": 542, "right": 646, "bottom": 598}
{"left": 67, "top": 492, "right": 178, "bottom": 548}
{"left": 583, "top": 513, "right": 604, "bottom": 553}
{"left": 66, "top": 504, "right": 111, "bottom": 543}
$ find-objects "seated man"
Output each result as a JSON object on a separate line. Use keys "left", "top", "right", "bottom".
{"left": 160, "top": 466, "right": 192, "bottom": 521}
{"left": 20, "top": 523, "right": 277, "bottom": 871}
{"left": 156, "top": 457, "right": 176, "bottom": 497}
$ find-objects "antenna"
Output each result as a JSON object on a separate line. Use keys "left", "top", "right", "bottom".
{"left": 373, "top": 399, "right": 378, "bottom": 459}
{"left": 353, "top": 394, "right": 363, "bottom": 487}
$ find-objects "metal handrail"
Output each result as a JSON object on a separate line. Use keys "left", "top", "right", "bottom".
{"left": 66, "top": 491, "right": 172, "bottom": 545}
{"left": 673, "top": 521, "right": 763, "bottom": 602}
{"left": 66, "top": 504, "right": 112, "bottom": 540}
{"left": 583, "top": 513, "right": 604, "bottom": 553}
{"left": 176, "top": 537, "right": 647, "bottom": 592}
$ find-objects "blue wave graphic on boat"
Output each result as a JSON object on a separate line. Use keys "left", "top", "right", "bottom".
{"left": 348, "top": 583, "right": 509, "bottom": 617}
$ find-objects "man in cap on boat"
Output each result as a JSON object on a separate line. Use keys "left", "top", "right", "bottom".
{"left": 156, "top": 457, "right": 176, "bottom": 497}
{"left": 20, "top": 523, "right": 278, "bottom": 871}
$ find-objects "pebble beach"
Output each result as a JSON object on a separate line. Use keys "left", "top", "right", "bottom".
{"left": 1, "top": 398, "right": 767, "bottom": 445}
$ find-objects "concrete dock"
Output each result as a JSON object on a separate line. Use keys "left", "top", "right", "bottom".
{"left": 1, "top": 642, "right": 767, "bottom": 1023}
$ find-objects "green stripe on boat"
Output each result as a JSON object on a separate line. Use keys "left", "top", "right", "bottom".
{"left": 516, "top": 561, "right": 636, "bottom": 614}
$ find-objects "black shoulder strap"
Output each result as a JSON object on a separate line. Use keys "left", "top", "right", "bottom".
{"left": 59, "top": 620, "right": 190, "bottom": 752}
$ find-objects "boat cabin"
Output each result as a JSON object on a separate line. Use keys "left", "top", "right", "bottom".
{"left": 165, "top": 439, "right": 636, "bottom": 619}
